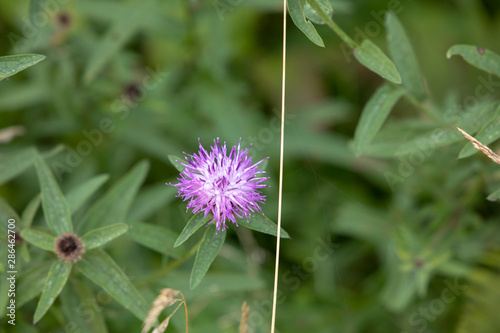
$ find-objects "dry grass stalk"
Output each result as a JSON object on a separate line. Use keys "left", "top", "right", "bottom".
{"left": 457, "top": 127, "right": 500, "bottom": 165}
{"left": 0, "top": 126, "right": 24, "bottom": 143}
{"left": 142, "top": 288, "right": 188, "bottom": 333}
{"left": 152, "top": 302, "right": 184, "bottom": 333}
{"left": 239, "top": 301, "right": 249, "bottom": 333}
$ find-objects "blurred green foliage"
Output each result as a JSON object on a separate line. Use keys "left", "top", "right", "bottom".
{"left": 1, "top": 0, "right": 500, "bottom": 332}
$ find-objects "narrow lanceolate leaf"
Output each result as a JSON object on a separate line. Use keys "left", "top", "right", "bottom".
{"left": 83, "top": 1, "right": 152, "bottom": 83}
{"left": 174, "top": 212, "right": 212, "bottom": 247}
{"left": 77, "top": 249, "right": 149, "bottom": 320}
{"left": 127, "top": 183, "right": 177, "bottom": 222}
{"left": 447, "top": 45, "right": 500, "bottom": 78}
{"left": 33, "top": 260, "right": 72, "bottom": 323}
{"left": 353, "top": 84, "right": 405, "bottom": 156}
{"left": 303, "top": 0, "right": 333, "bottom": 25}
{"left": 354, "top": 40, "right": 402, "bottom": 84}
{"left": 21, "top": 194, "right": 41, "bottom": 229}
{"left": 81, "top": 223, "right": 129, "bottom": 250}
{"left": 60, "top": 278, "right": 108, "bottom": 333}
{"left": 241, "top": 213, "right": 291, "bottom": 238}
{"left": 78, "top": 160, "right": 149, "bottom": 233}
{"left": 21, "top": 229, "right": 55, "bottom": 251}
{"left": 168, "top": 155, "right": 185, "bottom": 172}
{"left": 0, "top": 197, "right": 20, "bottom": 238}
{"left": 0, "top": 147, "right": 36, "bottom": 186}
{"left": 487, "top": 188, "right": 500, "bottom": 201}
{"left": 385, "top": 12, "right": 426, "bottom": 100}
{"left": 459, "top": 105, "right": 500, "bottom": 158}
{"left": 128, "top": 222, "right": 180, "bottom": 258}
{"left": 190, "top": 226, "right": 226, "bottom": 289}
{"left": 0, "top": 54, "right": 46, "bottom": 81}
{"left": 17, "top": 261, "right": 51, "bottom": 307}
{"left": 35, "top": 154, "right": 73, "bottom": 235}
{"left": 65, "top": 174, "right": 109, "bottom": 214}
{"left": 287, "top": 0, "right": 325, "bottom": 47}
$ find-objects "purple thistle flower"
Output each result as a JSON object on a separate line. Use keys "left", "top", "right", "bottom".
{"left": 169, "top": 138, "right": 269, "bottom": 232}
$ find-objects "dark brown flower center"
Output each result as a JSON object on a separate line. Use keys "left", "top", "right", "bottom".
{"left": 55, "top": 233, "right": 85, "bottom": 263}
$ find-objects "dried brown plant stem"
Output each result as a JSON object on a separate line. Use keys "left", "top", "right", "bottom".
{"left": 457, "top": 127, "right": 500, "bottom": 165}
{"left": 271, "top": 0, "right": 287, "bottom": 332}
{"left": 142, "top": 288, "right": 188, "bottom": 333}
{"left": 239, "top": 301, "right": 249, "bottom": 333}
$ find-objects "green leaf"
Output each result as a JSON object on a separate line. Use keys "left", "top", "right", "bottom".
{"left": 29, "top": 0, "right": 43, "bottom": 26}
{"left": 0, "top": 54, "right": 46, "bottom": 81}
{"left": 0, "top": 272, "right": 8, "bottom": 317}
{"left": 353, "top": 84, "right": 405, "bottom": 156}
{"left": 455, "top": 259, "right": 500, "bottom": 333}
{"left": 33, "top": 260, "right": 72, "bottom": 323}
{"left": 122, "top": 128, "right": 182, "bottom": 164}
{"left": 447, "top": 44, "right": 500, "bottom": 78}
{"left": 168, "top": 154, "right": 185, "bottom": 172}
{"left": 17, "top": 261, "right": 51, "bottom": 307}
{"left": 83, "top": 1, "right": 153, "bottom": 83}
{"left": 385, "top": 12, "right": 426, "bottom": 100}
{"left": 21, "top": 194, "right": 41, "bottom": 229}
{"left": 0, "top": 197, "right": 20, "bottom": 239}
{"left": 380, "top": 268, "right": 417, "bottom": 312}
{"left": 487, "top": 188, "right": 500, "bottom": 202}
{"left": 190, "top": 226, "right": 226, "bottom": 289}
{"left": 334, "top": 203, "right": 392, "bottom": 246}
{"left": 287, "top": 0, "right": 325, "bottom": 47}
{"left": 174, "top": 212, "right": 212, "bottom": 247}
{"left": 81, "top": 223, "right": 129, "bottom": 250}
{"left": 35, "top": 153, "right": 73, "bottom": 235}
{"left": 240, "top": 213, "right": 291, "bottom": 238}
{"left": 127, "top": 183, "right": 177, "bottom": 222}
{"left": 65, "top": 174, "right": 109, "bottom": 214}
{"left": 76, "top": 249, "right": 149, "bottom": 320}
{"left": 60, "top": 278, "right": 108, "bottom": 333}
{"left": 160, "top": 272, "right": 265, "bottom": 298}
{"left": 354, "top": 39, "right": 402, "bottom": 84}
{"left": 21, "top": 229, "right": 55, "bottom": 251}
{"left": 127, "top": 222, "right": 180, "bottom": 258}
{"left": 459, "top": 105, "right": 500, "bottom": 158}
{"left": 78, "top": 160, "right": 149, "bottom": 233}
{"left": 0, "top": 147, "right": 36, "bottom": 186}
{"left": 303, "top": 0, "right": 333, "bottom": 25}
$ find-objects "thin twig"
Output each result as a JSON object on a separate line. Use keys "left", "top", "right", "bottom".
{"left": 271, "top": 0, "right": 287, "bottom": 332}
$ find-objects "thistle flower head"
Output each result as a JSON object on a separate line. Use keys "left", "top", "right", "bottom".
{"left": 169, "top": 138, "right": 269, "bottom": 231}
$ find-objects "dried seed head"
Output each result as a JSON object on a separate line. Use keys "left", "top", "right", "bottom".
{"left": 142, "top": 288, "right": 187, "bottom": 333}
{"left": 239, "top": 301, "right": 249, "bottom": 333}
{"left": 457, "top": 127, "right": 500, "bottom": 165}
{"left": 54, "top": 232, "right": 85, "bottom": 263}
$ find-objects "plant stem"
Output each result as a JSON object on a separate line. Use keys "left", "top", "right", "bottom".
{"left": 307, "top": 0, "right": 357, "bottom": 49}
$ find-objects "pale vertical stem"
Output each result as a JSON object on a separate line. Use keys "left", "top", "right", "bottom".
{"left": 271, "top": 0, "right": 287, "bottom": 332}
